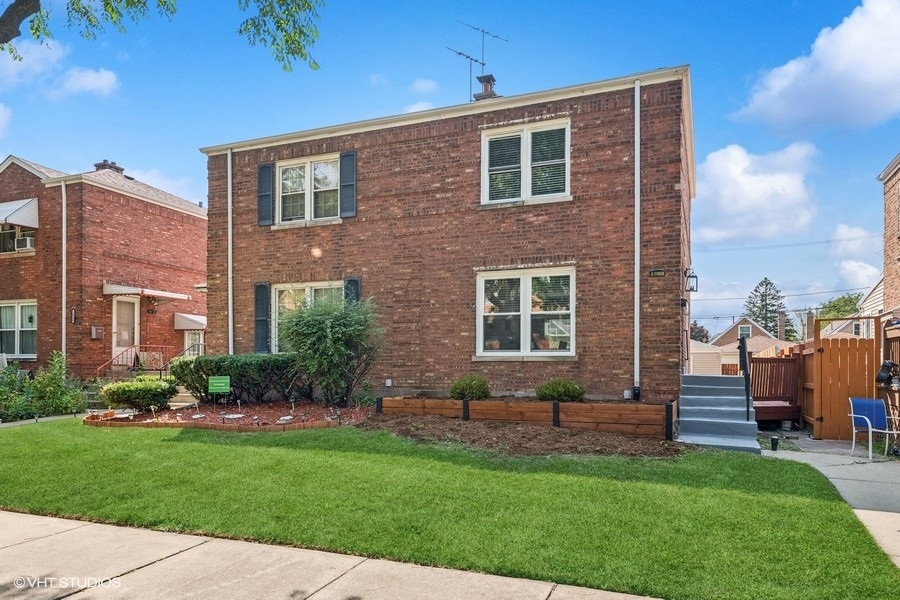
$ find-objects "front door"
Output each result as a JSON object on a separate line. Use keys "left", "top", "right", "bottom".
{"left": 112, "top": 297, "right": 140, "bottom": 363}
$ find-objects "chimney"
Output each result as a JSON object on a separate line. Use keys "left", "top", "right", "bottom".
{"left": 777, "top": 311, "right": 786, "bottom": 340}
{"left": 806, "top": 311, "right": 815, "bottom": 340}
{"left": 94, "top": 159, "right": 124, "bottom": 174}
{"left": 474, "top": 74, "right": 498, "bottom": 101}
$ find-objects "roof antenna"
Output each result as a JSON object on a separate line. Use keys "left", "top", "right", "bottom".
{"left": 446, "top": 47, "right": 484, "bottom": 102}
{"left": 456, "top": 21, "right": 508, "bottom": 74}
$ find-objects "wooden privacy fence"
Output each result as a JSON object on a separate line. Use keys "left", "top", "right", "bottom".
{"left": 377, "top": 397, "right": 676, "bottom": 439}
{"left": 786, "top": 319, "right": 880, "bottom": 440}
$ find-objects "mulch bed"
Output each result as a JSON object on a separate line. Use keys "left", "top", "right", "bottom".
{"left": 88, "top": 398, "right": 687, "bottom": 458}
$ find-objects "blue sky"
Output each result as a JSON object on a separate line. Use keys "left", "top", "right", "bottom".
{"left": 1, "top": 0, "right": 898, "bottom": 337}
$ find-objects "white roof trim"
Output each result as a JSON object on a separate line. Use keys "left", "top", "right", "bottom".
{"left": 102, "top": 283, "right": 190, "bottom": 301}
{"left": 174, "top": 313, "right": 207, "bottom": 330}
{"left": 0, "top": 198, "right": 38, "bottom": 228}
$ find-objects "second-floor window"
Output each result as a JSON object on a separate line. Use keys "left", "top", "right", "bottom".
{"left": 481, "top": 119, "right": 570, "bottom": 204}
{"left": 278, "top": 156, "right": 340, "bottom": 222}
{"left": 0, "top": 225, "right": 35, "bottom": 253}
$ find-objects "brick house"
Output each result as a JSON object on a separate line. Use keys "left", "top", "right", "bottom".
{"left": 201, "top": 66, "right": 695, "bottom": 403}
{"left": 881, "top": 155, "right": 900, "bottom": 319}
{"left": 0, "top": 155, "right": 207, "bottom": 378}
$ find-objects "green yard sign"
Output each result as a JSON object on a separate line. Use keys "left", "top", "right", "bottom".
{"left": 208, "top": 376, "right": 231, "bottom": 394}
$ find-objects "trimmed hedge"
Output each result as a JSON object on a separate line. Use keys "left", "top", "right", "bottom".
{"left": 170, "top": 354, "right": 309, "bottom": 406}
{"left": 101, "top": 379, "right": 177, "bottom": 412}
{"left": 449, "top": 374, "right": 491, "bottom": 400}
{"left": 535, "top": 378, "right": 585, "bottom": 403}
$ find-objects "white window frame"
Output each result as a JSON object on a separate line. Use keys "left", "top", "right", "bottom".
{"left": 276, "top": 154, "right": 341, "bottom": 224}
{"left": 271, "top": 281, "right": 344, "bottom": 352}
{"left": 738, "top": 325, "right": 751, "bottom": 339}
{"left": 0, "top": 300, "right": 37, "bottom": 358}
{"left": 476, "top": 267, "right": 575, "bottom": 357}
{"left": 480, "top": 118, "right": 571, "bottom": 205}
{"left": 0, "top": 225, "right": 35, "bottom": 254}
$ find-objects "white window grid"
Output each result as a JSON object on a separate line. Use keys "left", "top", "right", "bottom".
{"left": 271, "top": 282, "right": 343, "bottom": 352}
{"left": 276, "top": 154, "right": 340, "bottom": 223}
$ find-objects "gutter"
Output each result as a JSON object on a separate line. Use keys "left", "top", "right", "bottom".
{"left": 633, "top": 79, "right": 641, "bottom": 398}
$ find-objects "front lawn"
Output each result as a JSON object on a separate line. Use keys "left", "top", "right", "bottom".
{"left": 0, "top": 420, "right": 896, "bottom": 600}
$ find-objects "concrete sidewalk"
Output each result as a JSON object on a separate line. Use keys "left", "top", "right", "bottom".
{"left": 763, "top": 436, "right": 900, "bottom": 567}
{"left": 0, "top": 510, "right": 656, "bottom": 600}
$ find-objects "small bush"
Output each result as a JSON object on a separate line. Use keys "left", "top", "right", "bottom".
{"left": 0, "top": 352, "right": 86, "bottom": 421}
{"left": 101, "top": 379, "right": 176, "bottom": 412}
{"left": 536, "top": 378, "right": 585, "bottom": 403}
{"left": 449, "top": 374, "right": 491, "bottom": 400}
{"left": 134, "top": 374, "right": 176, "bottom": 384}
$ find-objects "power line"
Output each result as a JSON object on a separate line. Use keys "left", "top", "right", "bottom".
{"left": 692, "top": 286, "right": 868, "bottom": 302}
{"left": 695, "top": 234, "right": 881, "bottom": 253}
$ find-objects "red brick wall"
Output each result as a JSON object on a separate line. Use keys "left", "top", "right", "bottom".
{"left": 207, "top": 78, "right": 690, "bottom": 403}
{"left": 0, "top": 162, "right": 207, "bottom": 378}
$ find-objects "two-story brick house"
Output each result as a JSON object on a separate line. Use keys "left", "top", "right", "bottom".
{"left": 0, "top": 155, "right": 207, "bottom": 378}
{"left": 201, "top": 66, "right": 695, "bottom": 403}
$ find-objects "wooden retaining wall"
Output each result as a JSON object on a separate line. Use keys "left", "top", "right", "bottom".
{"left": 378, "top": 397, "right": 675, "bottom": 439}
{"left": 83, "top": 416, "right": 339, "bottom": 434}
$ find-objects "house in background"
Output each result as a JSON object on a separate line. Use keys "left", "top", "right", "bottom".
{"left": 200, "top": 66, "right": 695, "bottom": 403}
{"left": 709, "top": 315, "right": 792, "bottom": 365}
{"left": 817, "top": 276, "right": 884, "bottom": 339}
{"left": 0, "top": 156, "right": 207, "bottom": 378}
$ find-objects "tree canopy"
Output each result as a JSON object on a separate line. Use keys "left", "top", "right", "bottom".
{"left": 690, "top": 320, "right": 710, "bottom": 343}
{"left": 817, "top": 292, "right": 863, "bottom": 322}
{"left": 0, "top": 0, "right": 322, "bottom": 70}
{"left": 743, "top": 277, "right": 799, "bottom": 341}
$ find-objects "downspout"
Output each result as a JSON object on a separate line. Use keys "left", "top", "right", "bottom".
{"left": 60, "top": 181, "right": 67, "bottom": 355}
{"left": 633, "top": 79, "right": 641, "bottom": 398}
{"left": 227, "top": 149, "right": 235, "bottom": 355}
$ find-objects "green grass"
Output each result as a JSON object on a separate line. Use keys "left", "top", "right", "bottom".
{"left": 1, "top": 421, "right": 898, "bottom": 600}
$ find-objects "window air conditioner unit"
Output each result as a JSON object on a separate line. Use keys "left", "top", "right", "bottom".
{"left": 14, "top": 237, "right": 35, "bottom": 251}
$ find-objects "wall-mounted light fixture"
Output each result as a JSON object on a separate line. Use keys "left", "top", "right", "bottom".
{"left": 684, "top": 268, "right": 699, "bottom": 292}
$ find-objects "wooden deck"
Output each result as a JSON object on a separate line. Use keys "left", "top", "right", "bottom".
{"left": 754, "top": 400, "right": 801, "bottom": 422}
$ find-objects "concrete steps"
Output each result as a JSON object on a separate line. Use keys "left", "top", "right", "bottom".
{"left": 678, "top": 374, "right": 760, "bottom": 454}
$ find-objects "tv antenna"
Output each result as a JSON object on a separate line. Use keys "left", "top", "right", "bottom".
{"left": 446, "top": 47, "right": 484, "bottom": 102}
{"left": 457, "top": 21, "right": 507, "bottom": 74}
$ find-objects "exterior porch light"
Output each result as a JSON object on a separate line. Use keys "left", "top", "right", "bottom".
{"left": 684, "top": 268, "right": 698, "bottom": 292}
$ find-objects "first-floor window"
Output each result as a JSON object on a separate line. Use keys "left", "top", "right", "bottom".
{"left": 272, "top": 282, "right": 343, "bottom": 352}
{"left": 0, "top": 301, "right": 37, "bottom": 357}
{"left": 477, "top": 267, "right": 574, "bottom": 356}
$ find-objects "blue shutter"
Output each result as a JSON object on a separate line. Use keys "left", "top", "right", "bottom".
{"left": 343, "top": 276, "right": 361, "bottom": 302}
{"left": 339, "top": 151, "right": 357, "bottom": 218}
{"left": 258, "top": 163, "right": 274, "bottom": 226}
{"left": 254, "top": 282, "right": 270, "bottom": 353}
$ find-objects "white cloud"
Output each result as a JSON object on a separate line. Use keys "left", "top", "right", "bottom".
{"left": 127, "top": 168, "right": 202, "bottom": 205}
{"left": 0, "top": 40, "right": 69, "bottom": 88}
{"left": 52, "top": 67, "right": 118, "bottom": 98}
{"left": 403, "top": 101, "right": 433, "bottom": 113}
{"left": 411, "top": 78, "right": 438, "bottom": 94}
{"left": 693, "top": 143, "right": 818, "bottom": 244}
{"left": 0, "top": 104, "right": 11, "bottom": 138}
{"left": 737, "top": 0, "right": 900, "bottom": 130}
{"left": 828, "top": 224, "right": 880, "bottom": 259}
{"left": 837, "top": 259, "right": 881, "bottom": 288}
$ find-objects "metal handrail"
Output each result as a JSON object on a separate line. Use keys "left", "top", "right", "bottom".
{"left": 95, "top": 344, "right": 175, "bottom": 379}
{"left": 161, "top": 343, "right": 206, "bottom": 372}
{"left": 738, "top": 336, "right": 752, "bottom": 421}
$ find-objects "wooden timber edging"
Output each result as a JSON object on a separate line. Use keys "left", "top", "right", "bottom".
{"left": 82, "top": 415, "right": 340, "bottom": 433}
{"left": 376, "top": 397, "right": 676, "bottom": 439}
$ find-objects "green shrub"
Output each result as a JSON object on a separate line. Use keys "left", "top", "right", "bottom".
{"left": 170, "top": 354, "right": 309, "bottom": 406}
{"left": 134, "top": 374, "right": 175, "bottom": 384}
{"left": 279, "top": 297, "right": 383, "bottom": 407}
{"left": 0, "top": 352, "right": 86, "bottom": 420}
{"left": 449, "top": 374, "right": 491, "bottom": 400}
{"left": 101, "top": 379, "right": 176, "bottom": 412}
{"left": 535, "top": 378, "right": 585, "bottom": 403}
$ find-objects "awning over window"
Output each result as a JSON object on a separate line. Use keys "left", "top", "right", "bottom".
{"left": 174, "top": 313, "right": 207, "bottom": 330}
{"left": 102, "top": 283, "right": 191, "bottom": 301}
{"left": 0, "top": 198, "right": 39, "bottom": 228}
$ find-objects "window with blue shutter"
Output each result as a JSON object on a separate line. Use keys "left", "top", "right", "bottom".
{"left": 254, "top": 282, "right": 270, "bottom": 353}
{"left": 339, "top": 151, "right": 357, "bottom": 218}
{"left": 258, "top": 164, "right": 274, "bottom": 226}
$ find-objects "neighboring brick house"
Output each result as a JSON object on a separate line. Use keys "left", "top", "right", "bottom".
{"left": 0, "top": 156, "right": 207, "bottom": 378}
{"left": 201, "top": 66, "right": 695, "bottom": 403}
{"left": 881, "top": 155, "right": 900, "bottom": 316}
